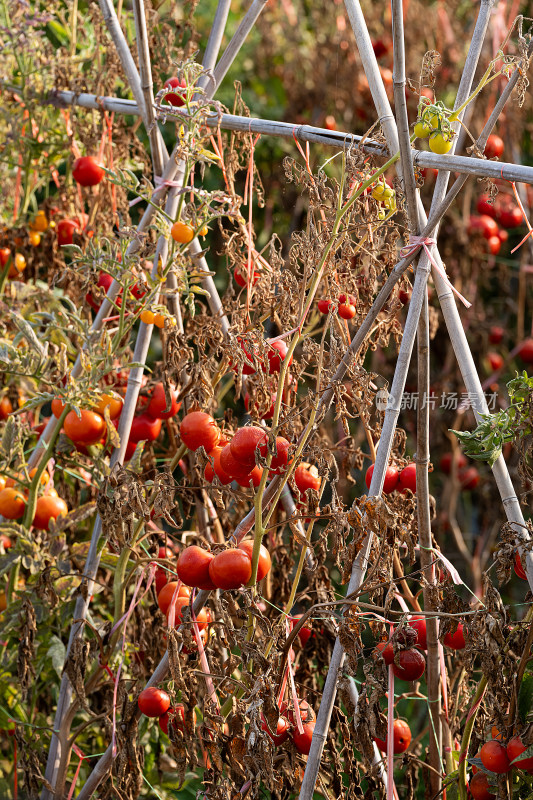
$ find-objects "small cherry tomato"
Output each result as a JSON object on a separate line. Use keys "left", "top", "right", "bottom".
{"left": 468, "top": 215, "right": 499, "bottom": 240}
{"left": 414, "top": 120, "right": 431, "bottom": 139}
{"left": 258, "top": 436, "right": 290, "bottom": 473}
{"left": 294, "top": 463, "right": 321, "bottom": 494}
{"left": 57, "top": 219, "right": 80, "bottom": 246}
{"left": 469, "top": 772, "right": 496, "bottom": 800}
{"left": 208, "top": 549, "right": 253, "bottom": 590}
{"left": 73, "top": 156, "right": 105, "bottom": 187}
{"left": 229, "top": 426, "right": 268, "bottom": 468}
{"left": 0, "top": 396, "right": 13, "bottom": 419}
{"left": 506, "top": 735, "right": 533, "bottom": 770}
{"left": 365, "top": 464, "right": 399, "bottom": 494}
{"left": 234, "top": 265, "right": 260, "bottom": 287}
{"left": 487, "top": 235, "right": 501, "bottom": 255}
{"left": 64, "top": 409, "right": 106, "bottom": 446}
{"left": 458, "top": 466, "right": 480, "bottom": 491}
{"left": 439, "top": 452, "right": 467, "bottom": 474}
{"left": 205, "top": 446, "right": 234, "bottom": 485}
{"left": 237, "top": 539, "right": 272, "bottom": 581}
{"left": 32, "top": 495, "right": 68, "bottom": 530}
{"left": 157, "top": 582, "right": 191, "bottom": 615}
{"left": 484, "top": 134, "right": 504, "bottom": 159}
{"left": 235, "top": 465, "right": 263, "bottom": 488}
{"left": 514, "top": 550, "right": 527, "bottom": 580}
{"left": 261, "top": 714, "right": 290, "bottom": 745}
{"left": 373, "top": 640, "right": 394, "bottom": 665}
{"left": 180, "top": 412, "right": 220, "bottom": 452}
{"left": 138, "top": 687, "right": 170, "bottom": 717}
{"left": 374, "top": 719, "right": 412, "bottom": 754}
{"left": 293, "top": 721, "right": 315, "bottom": 755}
{"left": 94, "top": 392, "right": 123, "bottom": 420}
{"left": 267, "top": 340, "right": 291, "bottom": 373}
{"left": 398, "top": 463, "right": 417, "bottom": 493}
{"left": 0, "top": 488, "right": 26, "bottom": 519}
{"left": 480, "top": 739, "right": 510, "bottom": 773}
{"left": 177, "top": 546, "right": 215, "bottom": 590}
{"left": 147, "top": 383, "right": 181, "bottom": 420}
{"left": 317, "top": 299, "right": 333, "bottom": 314}
{"left": 429, "top": 132, "right": 453, "bottom": 154}
{"left": 476, "top": 195, "right": 496, "bottom": 218}
{"left": 443, "top": 623, "right": 466, "bottom": 650}
{"left": 487, "top": 352, "right": 504, "bottom": 372}
{"left": 171, "top": 221, "right": 194, "bottom": 244}
{"left": 408, "top": 616, "right": 428, "bottom": 650}
{"left": 392, "top": 648, "right": 426, "bottom": 681}
{"left": 488, "top": 326, "right": 504, "bottom": 344}
{"left": 163, "top": 77, "right": 186, "bottom": 107}
{"left": 130, "top": 414, "right": 162, "bottom": 443}
{"left": 165, "top": 597, "right": 208, "bottom": 630}
{"left": 140, "top": 309, "right": 156, "bottom": 325}
{"left": 519, "top": 339, "right": 533, "bottom": 364}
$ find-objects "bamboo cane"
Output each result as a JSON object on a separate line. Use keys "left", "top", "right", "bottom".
{"left": 37, "top": 87, "right": 533, "bottom": 186}
{"left": 391, "top": 0, "right": 442, "bottom": 789}
{"left": 132, "top": 0, "right": 165, "bottom": 176}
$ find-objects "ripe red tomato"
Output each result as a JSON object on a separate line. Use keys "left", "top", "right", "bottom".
{"left": 166, "top": 597, "right": 208, "bottom": 630}
{"left": 488, "top": 326, "right": 504, "bottom": 344}
{"left": 177, "top": 546, "right": 215, "bottom": 589}
{"left": 234, "top": 264, "right": 260, "bottom": 287}
{"left": 519, "top": 339, "right": 533, "bottom": 364}
{"left": 480, "top": 739, "right": 510, "bottom": 773}
{"left": 159, "top": 704, "right": 196, "bottom": 735}
{"left": 487, "top": 235, "right": 501, "bottom": 255}
{"left": 229, "top": 426, "right": 268, "bottom": 468}
{"left": 459, "top": 467, "right": 480, "bottom": 491}
{"left": 86, "top": 272, "right": 116, "bottom": 312}
{"left": 155, "top": 546, "right": 171, "bottom": 596}
{"left": 398, "top": 463, "right": 416, "bottom": 493}
{"left": 64, "top": 409, "right": 106, "bottom": 445}
{"left": 392, "top": 648, "right": 426, "bottom": 681}
{"left": 374, "top": 718, "right": 412, "bottom": 753}
{"left": 498, "top": 228, "right": 509, "bottom": 244}
{"left": 365, "top": 463, "right": 399, "bottom": 494}
{"left": 237, "top": 539, "right": 272, "bottom": 580}
{"left": 290, "top": 614, "right": 314, "bottom": 646}
{"left": 294, "top": 463, "right": 321, "bottom": 493}
{"left": 208, "top": 549, "right": 252, "bottom": 590}
{"left": 476, "top": 195, "right": 496, "bottom": 218}
{"left": 514, "top": 551, "right": 527, "bottom": 580}
{"left": 497, "top": 203, "right": 522, "bottom": 229}
{"left": 32, "top": 495, "right": 68, "bottom": 530}
{"left": 180, "top": 412, "right": 220, "bottom": 452}
{"left": 439, "top": 452, "right": 467, "bottom": 474}
{"left": 267, "top": 340, "right": 291, "bottom": 373}
{"left": 234, "top": 337, "right": 256, "bottom": 375}
{"left": 507, "top": 736, "right": 533, "bottom": 770}
{"left": 258, "top": 436, "right": 290, "bottom": 473}
{"left": 130, "top": 414, "right": 162, "bottom": 443}
{"left": 484, "top": 134, "right": 504, "bottom": 159}
{"left": 284, "top": 699, "right": 315, "bottom": 726}
{"left": 0, "top": 247, "right": 11, "bottom": 268}
{"left": 398, "top": 288, "right": 411, "bottom": 304}
{"left": 0, "top": 488, "right": 26, "bottom": 519}
{"left": 73, "top": 156, "right": 105, "bottom": 187}
{"left": 204, "top": 446, "right": 233, "bottom": 485}
{"left": 261, "top": 714, "right": 290, "bottom": 745}
{"left": 138, "top": 687, "right": 170, "bottom": 717}
{"left": 443, "top": 623, "right": 466, "bottom": 650}
{"left": 469, "top": 772, "right": 496, "bottom": 800}
{"left": 338, "top": 294, "right": 356, "bottom": 320}
{"left": 293, "top": 721, "right": 315, "bottom": 755}
{"left": 235, "top": 465, "right": 263, "bottom": 488}
{"left": 317, "top": 298, "right": 333, "bottom": 314}
{"left": 220, "top": 444, "right": 254, "bottom": 479}
{"left": 0, "top": 396, "right": 13, "bottom": 419}
{"left": 372, "top": 38, "right": 389, "bottom": 58}
{"left": 147, "top": 383, "right": 181, "bottom": 420}
{"left": 57, "top": 218, "right": 80, "bottom": 246}
{"left": 408, "top": 616, "right": 427, "bottom": 650}
{"left": 468, "top": 215, "right": 499, "bottom": 240}
{"left": 94, "top": 392, "right": 123, "bottom": 421}
{"left": 157, "top": 582, "right": 191, "bottom": 615}
{"left": 488, "top": 352, "right": 504, "bottom": 371}
{"left": 374, "top": 640, "right": 394, "bottom": 665}
{"left": 163, "top": 77, "right": 187, "bottom": 107}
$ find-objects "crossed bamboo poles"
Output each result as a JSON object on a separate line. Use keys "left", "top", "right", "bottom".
{"left": 14, "top": 0, "right": 530, "bottom": 796}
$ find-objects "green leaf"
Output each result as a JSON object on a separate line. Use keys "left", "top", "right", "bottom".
{"left": 47, "top": 636, "right": 66, "bottom": 679}
{"left": 518, "top": 673, "right": 533, "bottom": 723}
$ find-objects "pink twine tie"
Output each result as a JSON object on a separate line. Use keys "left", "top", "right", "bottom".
{"left": 400, "top": 235, "right": 472, "bottom": 309}
{"left": 154, "top": 175, "right": 185, "bottom": 188}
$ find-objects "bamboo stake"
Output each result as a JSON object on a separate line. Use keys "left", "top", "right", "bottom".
{"left": 132, "top": 0, "right": 165, "bottom": 176}
{"left": 97, "top": 0, "right": 168, "bottom": 161}
{"left": 36, "top": 87, "right": 533, "bottom": 186}
{"left": 391, "top": 0, "right": 442, "bottom": 789}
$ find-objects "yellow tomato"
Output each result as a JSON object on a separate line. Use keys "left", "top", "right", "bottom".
{"left": 429, "top": 132, "right": 453, "bottom": 154}
{"left": 199, "top": 225, "right": 209, "bottom": 237}
{"left": 29, "top": 231, "right": 41, "bottom": 246}
{"left": 414, "top": 120, "right": 431, "bottom": 139}
{"left": 8, "top": 253, "right": 26, "bottom": 279}
{"left": 170, "top": 221, "right": 194, "bottom": 244}
{"left": 140, "top": 309, "right": 156, "bottom": 325}
{"left": 31, "top": 211, "right": 48, "bottom": 232}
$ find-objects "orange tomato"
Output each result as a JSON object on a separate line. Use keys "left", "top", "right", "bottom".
{"left": 0, "top": 488, "right": 26, "bottom": 519}
{"left": 93, "top": 392, "right": 123, "bottom": 420}
{"left": 170, "top": 221, "right": 194, "bottom": 244}
{"left": 32, "top": 494, "right": 68, "bottom": 530}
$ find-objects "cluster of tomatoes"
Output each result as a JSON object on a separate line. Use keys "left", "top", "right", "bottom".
{"left": 364, "top": 462, "right": 417, "bottom": 494}
{"left": 175, "top": 541, "right": 272, "bottom": 592}
{"left": 439, "top": 451, "right": 481, "bottom": 492}
{"left": 0, "top": 467, "right": 67, "bottom": 530}
{"left": 469, "top": 199, "right": 522, "bottom": 258}
{"left": 413, "top": 98, "right": 454, "bottom": 155}
{"left": 49, "top": 381, "right": 180, "bottom": 460}
{"left": 179, "top": 411, "right": 294, "bottom": 488}
{"left": 317, "top": 293, "right": 357, "bottom": 320}
{"left": 469, "top": 733, "right": 533, "bottom": 799}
